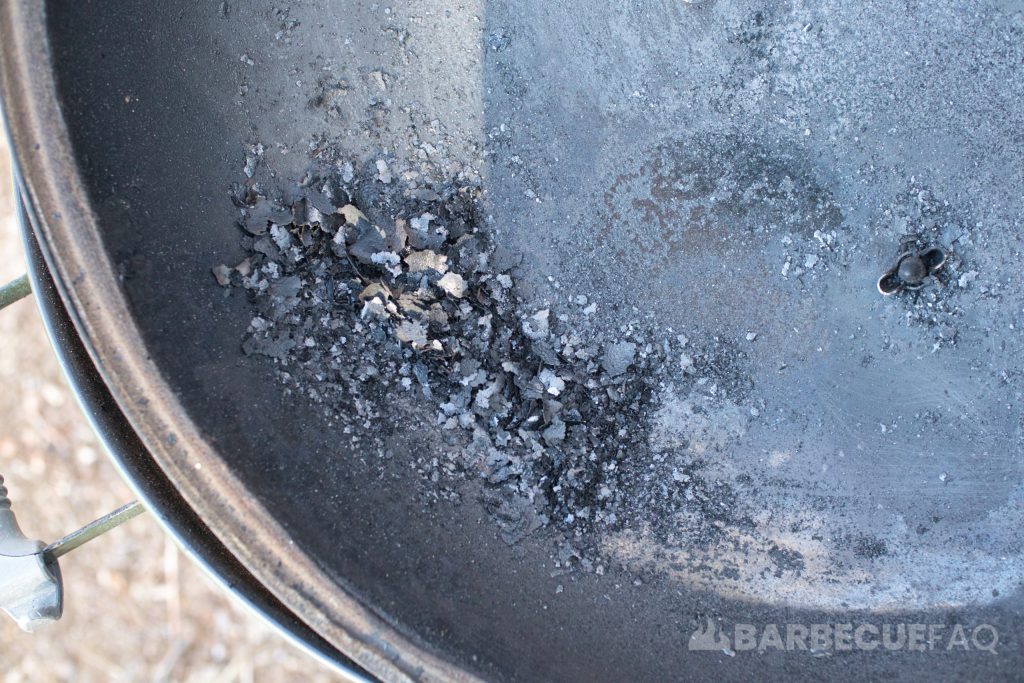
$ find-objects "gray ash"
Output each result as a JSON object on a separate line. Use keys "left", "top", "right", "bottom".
{"left": 215, "top": 160, "right": 737, "bottom": 557}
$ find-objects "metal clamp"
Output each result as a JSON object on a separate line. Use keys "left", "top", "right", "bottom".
{"left": 0, "top": 275, "right": 145, "bottom": 631}
{"left": 0, "top": 474, "right": 61, "bottom": 631}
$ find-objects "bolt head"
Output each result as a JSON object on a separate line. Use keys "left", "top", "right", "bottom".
{"left": 897, "top": 255, "right": 927, "bottom": 284}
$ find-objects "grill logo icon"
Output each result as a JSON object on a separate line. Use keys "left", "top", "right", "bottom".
{"left": 688, "top": 617, "right": 731, "bottom": 652}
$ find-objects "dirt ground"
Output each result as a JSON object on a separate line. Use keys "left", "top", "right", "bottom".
{"left": 0, "top": 135, "right": 338, "bottom": 680}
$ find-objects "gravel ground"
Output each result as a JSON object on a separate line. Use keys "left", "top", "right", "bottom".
{"left": 0, "top": 136, "right": 337, "bottom": 680}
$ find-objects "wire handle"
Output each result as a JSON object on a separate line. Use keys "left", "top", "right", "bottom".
{"left": 0, "top": 274, "right": 31, "bottom": 310}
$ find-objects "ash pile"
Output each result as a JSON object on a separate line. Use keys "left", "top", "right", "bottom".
{"left": 214, "top": 163, "right": 746, "bottom": 563}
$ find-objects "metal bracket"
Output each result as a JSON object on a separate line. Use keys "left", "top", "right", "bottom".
{"left": 0, "top": 474, "right": 143, "bottom": 631}
{"left": 0, "top": 474, "right": 62, "bottom": 631}
{"left": 0, "top": 275, "right": 145, "bottom": 631}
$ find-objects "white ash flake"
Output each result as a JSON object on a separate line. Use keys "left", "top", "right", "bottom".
{"left": 437, "top": 272, "right": 466, "bottom": 298}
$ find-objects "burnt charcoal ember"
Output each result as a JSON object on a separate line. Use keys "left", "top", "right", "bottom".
{"left": 482, "top": 490, "right": 547, "bottom": 546}
{"left": 602, "top": 341, "right": 637, "bottom": 377}
{"left": 340, "top": 207, "right": 389, "bottom": 265}
{"left": 241, "top": 196, "right": 293, "bottom": 236}
{"left": 242, "top": 330, "right": 296, "bottom": 359}
{"left": 211, "top": 264, "right": 233, "bottom": 287}
{"left": 218, "top": 157, "right": 704, "bottom": 564}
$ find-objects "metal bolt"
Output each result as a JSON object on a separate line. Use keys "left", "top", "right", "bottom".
{"left": 878, "top": 242, "right": 949, "bottom": 296}
{"left": 897, "top": 254, "right": 927, "bottom": 285}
